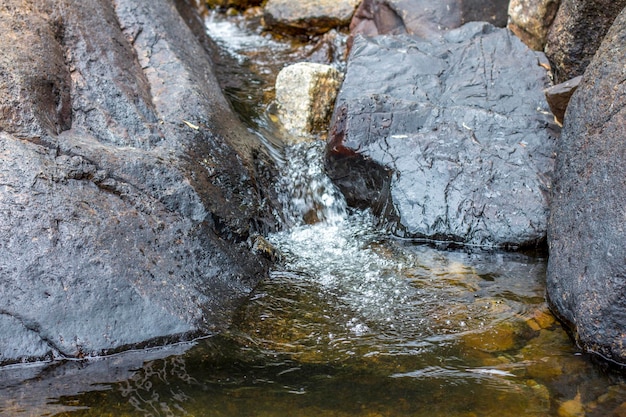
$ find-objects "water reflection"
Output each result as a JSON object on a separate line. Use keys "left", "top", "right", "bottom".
{"left": 3, "top": 212, "right": 626, "bottom": 415}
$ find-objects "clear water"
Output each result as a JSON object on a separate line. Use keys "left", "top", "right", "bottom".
{"left": 2, "top": 7, "right": 626, "bottom": 417}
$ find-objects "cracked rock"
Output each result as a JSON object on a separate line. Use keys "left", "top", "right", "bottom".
{"left": 0, "top": 0, "right": 280, "bottom": 364}
{"left": 326, "top": 23, "right": 559, "bottom": 248}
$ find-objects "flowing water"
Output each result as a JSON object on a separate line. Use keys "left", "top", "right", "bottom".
{"left": 2, "top": 7, "right": 626, "bottom": 417}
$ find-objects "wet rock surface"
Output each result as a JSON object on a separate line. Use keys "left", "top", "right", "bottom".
{"left": 547, "top": 7, "right": 626, "bottom": 365}
{"left": 349, "top": 0, "right": 509, "bottom": 40}
{"left": 0, "top": 0, "right": 279, "bottom": 364}
{"left": 545, "top": 0, "right": 626, "bottom": 83}
{"left": 326, "top": 23, "right": 558, "bottom": 248}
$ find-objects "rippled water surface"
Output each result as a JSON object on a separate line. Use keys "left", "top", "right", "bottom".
{"left": 2, "top": 7, "right": 626, "bottom": 417}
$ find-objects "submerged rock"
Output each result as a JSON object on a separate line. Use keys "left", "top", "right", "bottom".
{"left": 326, "top": 23, "right": 558, "bottom": 248}
{"left": 545, "top": 0, "right": 626, "bottom": 83}
{"left": 275, "top": 62, "right": 343, "bottom": 141}
{"left": 0, "top": 0, "right": 279, "bottom": 364}
{"left": 547, "top": 6, "right": 626, "bottom": 365}
{"left": 507, "top": 0, "right": 560, "bottom": 51}
{"left": 263, "top": 0, "right": 360, "bottom": 36}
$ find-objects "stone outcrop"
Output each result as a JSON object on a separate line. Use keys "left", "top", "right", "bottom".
{"left": 0, "top": 0, "right": 279, "bottom": 364}
{"left": 275, "top": 62, "right": 343, "bottom": 141}
{"left": 349, "top": 0, "right": 509, "bottom": 40}
{"left": 545, "top": 0, "right": 626, "bottom": 83}
{"left": 326, "top": 23, "right": 558, "bottom": 248}
{"left": 508, "top": 0, "right": 560, "bottom": 51}
{"left": 547, "top": 7, "right": 626, "bottom": 365}
{"left": 263, "top": 0, "right": 360, "bottom": 36}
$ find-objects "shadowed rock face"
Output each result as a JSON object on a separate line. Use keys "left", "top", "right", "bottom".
{"left": 326, "top": 23, "right": 559, "bottom": 249}
{"left": 0, "top": 0, "right": 280, "bottom": 364}
{"left": 547, "top": 7, "right": 626, "bottom": 365}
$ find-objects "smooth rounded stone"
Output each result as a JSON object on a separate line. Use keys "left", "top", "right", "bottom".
{"left": 547, "top": 7, "right": 626, "bottom": 365}
{"left": 275, "top": 62, "right": 343, "bottom": 141}
{"left": 263, "top": 0, "right": 360, "bottom": 35}
{"left": 507, "top": 0, "right": 560, "bottom": 50}
{"left": 349, "top": 0, "right": 509, "bottom": 40}
{"left": 545, "top": 0, "right": 626, "bottom": 83}
{"left": 0, "top": 0, "right": 280, "bottom": 364}
{"left": 326, "top": 23, "right": 559, "bottom": 248}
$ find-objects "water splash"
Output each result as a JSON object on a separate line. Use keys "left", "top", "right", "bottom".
{"left": 274, "top": 141, "right": 347, "bottom": 227}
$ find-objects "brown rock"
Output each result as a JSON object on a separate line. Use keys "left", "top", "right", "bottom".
{"left": 263, "top": 0, "right": 360, "bottom": 36}
{"left": 544, "top": 75, "right": 582, "bottom": 125}
{"left": 545, "top": 0, "right": 626, "bottom": 83}
{"left": 547, "top": 5, "right": 626, "bottom": 365}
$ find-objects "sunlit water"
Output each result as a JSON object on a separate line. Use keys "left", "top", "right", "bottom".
{"left": 2, "top": 7, "right": 626, "bottom": 417}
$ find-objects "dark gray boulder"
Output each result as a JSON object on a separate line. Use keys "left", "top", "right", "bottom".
{"left": 545, "top": 0, "right": 626, "bottom": 83}
{"left": 0, "top": 0, "right": 279, "bottom": 364}
{"left": 547, "top": 7, "right": 626, "bottom": 365}
{"left": 326, "top": 23, "right": 559, "bottom": 248}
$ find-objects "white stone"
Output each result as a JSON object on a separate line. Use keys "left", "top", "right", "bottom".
{"left": 275, "top": 62, "right": 343, "bottom": 141}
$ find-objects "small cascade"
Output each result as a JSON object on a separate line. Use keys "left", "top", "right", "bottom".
{"left": 274, "top": 141, "right": 347, "bottom": 227}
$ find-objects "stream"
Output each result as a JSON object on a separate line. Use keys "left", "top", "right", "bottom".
{"left": 2, "top": 7, "right": 626, "bottom": 417}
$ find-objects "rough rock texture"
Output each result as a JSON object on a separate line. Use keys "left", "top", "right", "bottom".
{"left": 263, "top": 0, "right": 360, "bottom": 36}
{"left": 275, "top": 63, "right": 343, "bottom": 140}
{"left": 0, "top": 0, "right": 279, "bottom": 364}
{"left": 545, "top": 0, "right": 626, "bottom": 83}
{"left": 508, "top": 0, "right": 560, "bottom": 51}
{"left": 544, "top": 75, "right": 582, "bottom": 125}
{"left": 349, "top": 0, "right": 509, "bottom": 40}
{"left": 326, "top": 23, "right": 558, "bottom": 248}
{"left": 547, "top": 7, "right": 626, "bottom": 365}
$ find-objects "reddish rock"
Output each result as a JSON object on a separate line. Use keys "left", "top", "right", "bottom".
{"left": 544, "top": 75, "right": 582, "bottom": 125}
{"left": 547, "top": 6, "right": 626, "bottom": 365}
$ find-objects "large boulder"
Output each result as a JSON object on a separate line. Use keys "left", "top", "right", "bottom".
{"left": 0, "top": 0, "right": 279, "bottom": 364}
{"left": 547, "top": 7, "right": 626, "bottom": 365}
{"left": 349, "top": 0, "right": 509, "bottom": 40}
{"left": 326, "top": 23, "right": 558, "bottom": 248}
{"left": 545, "top": 0, "right": 626, "bottom": 83}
